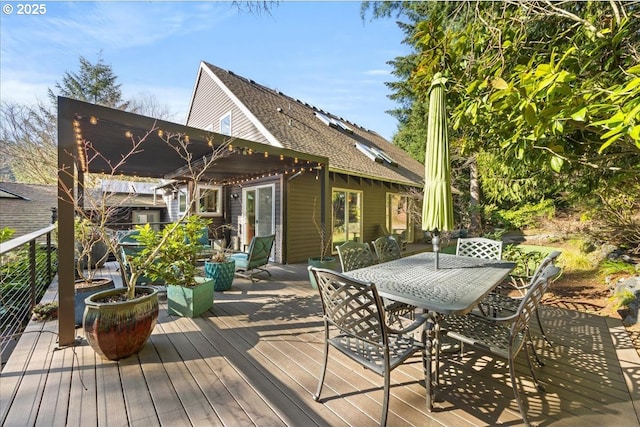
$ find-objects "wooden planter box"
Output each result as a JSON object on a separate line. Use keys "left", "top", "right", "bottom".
{"left": 167, "top": 277, "right": 215, "bottom": 318}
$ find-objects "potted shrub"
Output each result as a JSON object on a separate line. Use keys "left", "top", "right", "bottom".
{"left": 308, "top": 197, "right": 338, "bottom": 288}
{"left": 134, "top": 215, "right": 216, "bottom": 317}
{"left": 73, "top": 217, "right": 114, "bottom": 326}
{"left": 204, "top": 224, "right": 236, "bottom": 291}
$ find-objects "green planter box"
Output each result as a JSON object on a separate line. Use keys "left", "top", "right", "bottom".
{"left": 308, "top": 256, "right": 339, "bottom": 289}
{"left": 167, "top": 277, "right": 215, "bottom": 317}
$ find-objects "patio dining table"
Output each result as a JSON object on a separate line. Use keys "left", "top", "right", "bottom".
{"left": 344, "top": 251, "right": 516, "bottom": 410}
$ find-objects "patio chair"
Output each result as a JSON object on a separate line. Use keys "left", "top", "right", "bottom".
{"left": 230, "top": 234, "right": 275, "bottom": 282}
{"left": 335, "top": 241, "right": 375, "bottom": 272}
{"left": 478, "top": 250, "right": 562, "bottom": 363}
{"left": 372, "top": 236, "right": 402, "bottom": 263}
{"left": 309, "top": 267, "right": 427, "bottom": 427}
{"left": 337, "top": 240, "right": 415, "bottom": 329}
{"left": 434, "top": 263, "right": 561, "bottom": 426}
{"left": 379, "top": 224, "right": 407, "bottom": 251}
{"left": 456, "top": 237, "right": 503, "bottom": 260}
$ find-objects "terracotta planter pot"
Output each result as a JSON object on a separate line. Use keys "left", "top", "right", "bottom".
{"left": 204, "top": 259, "right": 236, "bottom": 291}
{"left": 83, "top": 286, "right": 159, "bottom": 361}
{"left": 74, "top": 278, "right": 115, "bottom": 326}
{"left": 167, "top": 277, "right": 215, "bottom": 317}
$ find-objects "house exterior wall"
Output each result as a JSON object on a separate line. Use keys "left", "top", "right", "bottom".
{"left": 284, "top": 172, "right": 415, "bottom": 264}
{"left": 187, "top": 70, "right": 268, "bottom": 143}
{"left": 0, "top": 183, "right": 57, "bottom": 238}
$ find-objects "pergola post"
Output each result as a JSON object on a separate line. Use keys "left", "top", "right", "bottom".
{"left": 57, "top": 98, "right": 77, "bottom": 346}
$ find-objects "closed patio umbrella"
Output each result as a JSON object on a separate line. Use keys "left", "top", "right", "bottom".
{"left": 421, "top": 73, "right": 454, "bottom": 269}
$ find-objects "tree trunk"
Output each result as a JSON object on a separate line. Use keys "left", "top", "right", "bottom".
{"left": 469, "top": 158, "right": 481, "bottom": 233}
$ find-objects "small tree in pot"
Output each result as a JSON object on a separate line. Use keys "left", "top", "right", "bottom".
{"left": 59, "top": 123, "right": 231, "bottom": 359}
{"left": 308, "top": 197, "right": 338, "bottom": 288}
{"left": 132, "top": 215, "right": 219, "bottom": 317}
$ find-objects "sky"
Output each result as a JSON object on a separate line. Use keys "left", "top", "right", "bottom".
{"left": 0, "top": 1, "right": 411, "bottom": 141}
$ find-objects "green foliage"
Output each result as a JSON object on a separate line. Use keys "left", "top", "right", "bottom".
{"left": 48, "top": 55, "right": 126, "bottom": 108}
{"left": 599, "top": 260, "right": 637, "bottom": 276}
{"left": 31, "top": 301, "right": 58, "bottom": 322}
{"left": 0, "top": 227, "right": 15, "bottom": 243}
{"left": 502, "top": 244, "right": 546, "bottom": 278}
{"left": 609, "top": 288, "right": 637, "bottom": 310}
{"left": 365, "top": 1, "right": 640, "bottom": 233}
{"left": 131, "top": 215, "right": 211, "bottom": 287}
{"left": 493, "top": 199, "right": 556, "bottom": 229}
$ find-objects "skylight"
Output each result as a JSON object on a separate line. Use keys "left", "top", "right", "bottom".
{"left": 355, "top": 142, "right": 398, "bottom": 167}
{"left": 314, "top": 112, "right": 353, "bottom": 133}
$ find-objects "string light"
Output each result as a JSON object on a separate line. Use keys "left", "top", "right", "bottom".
{"left": 89, "top": 116, "right": 98, "bottom": 125}
{"left": 125, "top": 130, "right": 133, "bottom": 138}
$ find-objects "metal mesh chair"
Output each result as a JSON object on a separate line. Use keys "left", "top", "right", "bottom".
{"left": 456, "top": 237, "right": 503, "bottom": 260}
{"left": 335, "top": 241, "right": 376, "bottom": 272}
{"left": 478, "top": 250, "right": 562, "bottom": 361}
{"left": 372, "top": 236, "right": 402, "bottom": 263}
{"left": 309, "top": 267, "right": 426, "bottom": 426}
{"left": 429, "top": 263, "right": 561, "bottom": 426}
{"left": 338, "top": 240, "right": 416, "bottom": 326}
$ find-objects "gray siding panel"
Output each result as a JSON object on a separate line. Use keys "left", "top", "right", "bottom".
{"left": 187, "top": 70, "right": 268, "bottom": 143}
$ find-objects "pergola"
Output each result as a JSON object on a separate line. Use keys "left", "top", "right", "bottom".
{"left": 57, "top": 97, "right": 328, "bottom": 345}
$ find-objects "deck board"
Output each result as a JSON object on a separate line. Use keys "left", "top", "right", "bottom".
{"left": 1, "top": 262, "right": 639, "bottom": 427}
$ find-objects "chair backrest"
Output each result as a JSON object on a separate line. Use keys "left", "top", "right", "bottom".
{"left": 371, "top": 236, "right": 402, "bottom": 263}
{"left": 335, "top": 241, "right": 375, "bottom": 272}
{"left": 246, "top": 234, "right": 275, "bottom": 267}
{"left": 197, "top": 226, "right": 210, "bottom": 247}
{"left": 456, "top": 237, "right": 503, "bottom": 260}
{"left": 529, "top": 250, "right": 561, "bottom": 284}
{"left": 310, "top": 267, "right": 386, "bottom": 346}
{"left": 510, "top": 263, "right": 561, "bottom": 351}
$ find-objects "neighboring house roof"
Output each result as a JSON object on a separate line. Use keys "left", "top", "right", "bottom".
{"left": 187, "top": 62, "right": 425, "bottom": 187}
{"left": 85, "top": 179, "right": 165, "bottom": 209}
{"left": 0, "top": 182, "right": 57, "bottom": 237}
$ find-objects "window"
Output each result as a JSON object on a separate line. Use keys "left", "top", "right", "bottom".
{"left": 332, "top": 189, "right": 362, "bottom": 248}
{"left": 177, "top": 188, "right": 188, "bottom": 215}
{"left": 386, "top": 193, "right": 413, "bottom": 243}
{"left": 197, "top": 185, "right": 222, "bottom": 216}
{"left": 220, "top": 112, "right": 231, "bottom": 136}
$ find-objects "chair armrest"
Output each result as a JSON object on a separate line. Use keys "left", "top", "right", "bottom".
{"left": 387, "top": 316, "right": 427, "bottom": 335}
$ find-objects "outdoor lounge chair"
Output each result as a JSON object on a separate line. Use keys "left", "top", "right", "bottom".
{"left": 309, "top": 267, "right": 427, "bottom": 427}
{"left": 371, "top": 235, "right": 402, "bottom": 263}
{"left": 456, "top": 237, "right": 503, "bottom": 260}
{"left": 230, "top": 234, "right": 275, "bottom": 282}
{"left": 433, "top": 263, "right": 561, "bottom": 426}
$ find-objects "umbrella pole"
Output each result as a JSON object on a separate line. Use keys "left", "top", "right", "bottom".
{"left": 432, "top": 229, "right": 440, "bottom": 269}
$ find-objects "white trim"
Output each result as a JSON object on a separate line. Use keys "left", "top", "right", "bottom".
{"left": 196, "top": 184, "right": 223, "bottom": 217}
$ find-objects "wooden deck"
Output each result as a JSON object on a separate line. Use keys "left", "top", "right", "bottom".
{"left": 2, "top": 262, "right": 639, "bottom": 427}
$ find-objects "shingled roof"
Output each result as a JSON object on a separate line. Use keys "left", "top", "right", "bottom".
{"left": 194, "top": 62, "right": 424, "bottom": 187}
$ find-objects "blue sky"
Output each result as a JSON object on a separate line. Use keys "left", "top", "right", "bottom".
{"left": 0, "top": 1, "right": 410, "bottom": 140}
